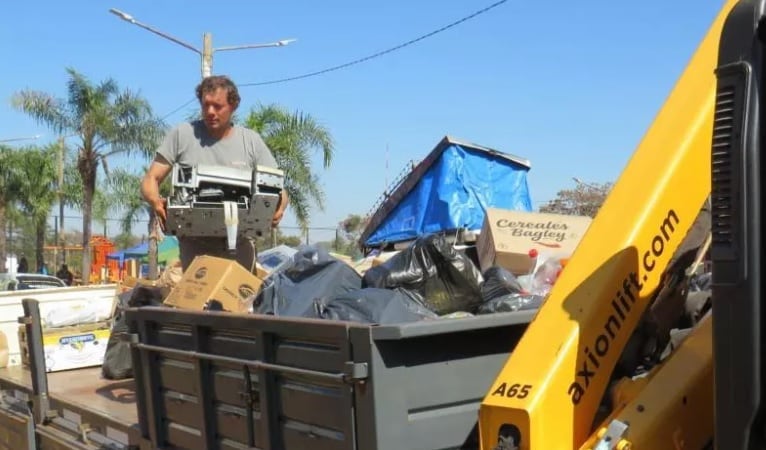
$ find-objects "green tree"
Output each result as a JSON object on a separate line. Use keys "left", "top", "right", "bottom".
{"left": 0, "top": 146, "right": 20, "bottom": 272}
{"left": 5, "top": 206, "right": 34, "bottom": 270}
{"left": 335, "top": 213, "right": 368, "bottom": 258}
{"left": 253, "top": 229, "right": 304, "bottom": 252}
{"left": 13, "top": 145, "right": 59, "bottom": 271}
{"left": 104, "top": 167, "right": 171, "bottom": 279}
{"left": 12, "top": 68, "right": 165, "bottom": 283}
{"left": 539, "top": 180, "right": 613, "bottom": 217}
{"left": 244, "top": 103, "right": 335, "bottom": 231}
{"left": 113, "top": 232, "right": 141, "bottom": 251}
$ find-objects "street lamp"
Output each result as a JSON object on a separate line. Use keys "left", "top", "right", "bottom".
{"left": 108, "top": 8, "right": 296, "bottom": 78}
{"left": 0, "top": 134, "right": 41, "bottom": 143}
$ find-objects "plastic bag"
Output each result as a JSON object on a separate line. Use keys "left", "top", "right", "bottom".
{"left": 44, "top": 302, "right": 112, "bottom": 328}
{"left": 253, "top": 245, "right": 362, "bottom": 317}
{"left": 311, "top": 288, "right": 437, "bottom": 324}
{"left": 102, "top": 285, "right": 165, "bottom": 380}
{"left": 529, "top": 258, "right": 563, "bottom": 297}
{"left": 689, "top": 271, "right": 712, "bottom": 292}
{"left": 362, "top": 234, "right": 484, "bottom": 315}
{"left": 481, "top": 266, "right": 524, "bottom": 301}
{"left": 476, "top": 293, "right": 545, "bottom": 314}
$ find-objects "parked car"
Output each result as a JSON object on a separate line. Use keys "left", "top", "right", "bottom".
{"left": 0, "top": 273, "right": 68, "bottom": 291}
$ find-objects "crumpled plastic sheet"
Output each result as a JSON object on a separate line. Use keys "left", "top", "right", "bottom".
{"left": 251, "top": 245, "right": 362, "bottom": 317}
{"left": 311, "top": 287, "right": 437, "bottom": 324}
{"left": 362, "top": 234, "right": 484, "bottom": 315}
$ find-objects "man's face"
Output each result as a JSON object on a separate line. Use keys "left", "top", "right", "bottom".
{"left": 201, "top": 88, "right": 234, "bottom": 134}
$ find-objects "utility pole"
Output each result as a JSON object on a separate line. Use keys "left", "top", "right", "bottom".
{"left": 58, "top": 136, "right": 65, "bottom": 265}
{"left": 109, "top": 9, "right": 296, "bottom": 79}
{"left": 202, "top": 33, "right": 213, "bottom": 78}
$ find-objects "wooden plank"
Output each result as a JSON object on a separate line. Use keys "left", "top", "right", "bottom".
{"left": 0, "top": 366, "right": 138, "bottom": 426}
{"left": 0, "top": 406, "right": 32, "bottom": 450}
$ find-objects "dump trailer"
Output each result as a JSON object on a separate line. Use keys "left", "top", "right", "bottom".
{"left": 0, "top": 298, "right": 535, "bottom": 449}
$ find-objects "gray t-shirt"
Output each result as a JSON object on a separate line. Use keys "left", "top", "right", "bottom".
{"left": 156, "top": 120, "right": 278, "bottom": 170}
{"left": 155, "top": 120, "right": 279, "bottom": 272}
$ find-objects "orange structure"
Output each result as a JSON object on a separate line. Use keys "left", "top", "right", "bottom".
{"left": 90, "top": 235, "right": 120, "bottom": 282}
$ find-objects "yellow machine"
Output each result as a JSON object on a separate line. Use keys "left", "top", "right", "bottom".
{"left": 477, "top": 1, "right": 742, "bottom": 449}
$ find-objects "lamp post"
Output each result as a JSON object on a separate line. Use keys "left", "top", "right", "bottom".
{"left": 0, "top": 134, "right": 41, "bottom": 143}
{"left": 108, "top": 8, "right": 296, "bottom": 78}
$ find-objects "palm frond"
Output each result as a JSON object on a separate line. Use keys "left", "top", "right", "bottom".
{"left": 11, "top": 91, "right": 71, "bottom": 133}
{"left": 242, "top": 103, "right": 335, "bottom": 228}
{"left": 13, "top": 145, "right": 58, "bottom": 223}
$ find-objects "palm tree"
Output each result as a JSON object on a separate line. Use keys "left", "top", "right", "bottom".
{"left": 13, "top": 145, "right": 58, "bottom": 271}
{"left": 104, "top": 167, "right": 171, "bottom": 279}
{"left": 244, "top": 103, "right": 335, "bottom": 231}
{"left": 12, "top": 68, "right": 165, "bottom": 283}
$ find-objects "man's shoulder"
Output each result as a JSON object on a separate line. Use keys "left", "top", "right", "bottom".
{"left": 164, "top": 121, "right": 208, "bottom": 144}
{"left": 234, "top": 125, "right": 266, "bottom": 141}
{"left": 175, "top": 120, "right": 204, "bottom": 134}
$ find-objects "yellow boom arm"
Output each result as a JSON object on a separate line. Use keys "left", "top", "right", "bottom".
{"left": 478, "top": 1, "right": 737, "bottom": 448}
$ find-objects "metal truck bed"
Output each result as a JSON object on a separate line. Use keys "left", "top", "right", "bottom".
{"left": 1, "top": 298, "right": 534, "bottom": 449}
{"left": 126, "top": 306, "right": 535, "bottom": 450}
{"left": 0, "top": 365, "right": 140, "bottom": 449}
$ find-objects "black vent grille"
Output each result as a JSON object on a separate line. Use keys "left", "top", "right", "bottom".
{"left": 711, "top": 84, "right": 737, "bottom": 248}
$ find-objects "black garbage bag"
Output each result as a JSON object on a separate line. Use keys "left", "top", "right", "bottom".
{"left": 476, "top": 293, "right": 544, "bottom": 314}
{"left": 362, "top": 234, "right": 484, "bottom": 315}
{"left": 481, "top": 266, "right": 524, "bottom": 302}
{"left": 253, "top": 245, "right": 363, "bottom": 317}
{"left": 102, "top": 285, "right": 165, "bottom": 380}
{"left": 311, "top": 288, "right": 438, "bottom": 324}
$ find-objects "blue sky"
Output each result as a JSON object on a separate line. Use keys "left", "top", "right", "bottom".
{"left": 1, "top": 0, "right": 723, "bottom": 243}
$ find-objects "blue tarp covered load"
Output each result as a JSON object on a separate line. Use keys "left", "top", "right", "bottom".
{"left": 360, "top": 136, "right": 533, "bottom": 249}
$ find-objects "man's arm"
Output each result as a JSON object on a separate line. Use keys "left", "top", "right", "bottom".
{"left": 272, "top": 189, "right": 289, "bottom": 227}
{"left": 141, "top": 155, "right": 173, "bottom": 225}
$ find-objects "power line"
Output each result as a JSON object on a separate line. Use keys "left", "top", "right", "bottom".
{"left": 158, "top": 1, "right": 508, "bottom": 121}
{"left": 239, "top": 0, "right": 509, "bottom": 87}
{"left": 161, "top": 97, "right": 196, "bottom": 120}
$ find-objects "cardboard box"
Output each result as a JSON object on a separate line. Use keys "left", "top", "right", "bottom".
{"left": 476, "top": 209, "right": 592, "bottom": 275}
{"left": 0, "top": 330, "right": 8, "bottom": 369}
{"left": 164, "top": 255, "right": 264, "bottom": 313}
{"left": 254, "top": 262, "right": 270, "bottom": 280}
{"left": 18, "top": 321, "right": 111, "bottom": 373}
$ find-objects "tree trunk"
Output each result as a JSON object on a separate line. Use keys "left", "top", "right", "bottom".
{"left": 0, "top": 201, "right": 6, "bottom": 273}
{"left": 79, "top": 156, "right": 97, "bottom": 285}
{"left": 35, "top": 216, "right": 45, "bottom": 273}
{"left": 148, "top": 212, "right": 159, "bottom": 280}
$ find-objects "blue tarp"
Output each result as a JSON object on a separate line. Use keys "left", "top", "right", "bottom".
{"left": 107, "top": 242, "right": 149, "bottom": 264}
{"left": 364, "top": 139, "right": 533, "bottom": 247}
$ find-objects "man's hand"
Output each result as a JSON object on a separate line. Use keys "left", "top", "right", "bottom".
{"left": 272, "top": 208, "right": 284, "bottom": 228}
{"left": 151, "top": 197, "right": 168, "bottom": 231}
{"left": 141, "top": 156, "right": 172, "bottom": 231}
{"left": 272, "top": 189, "right": 289, "bottom": 228}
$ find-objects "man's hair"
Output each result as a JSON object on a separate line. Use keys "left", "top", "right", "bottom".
{"left": 195, "top": 75, "right": 241, "bottom": 109}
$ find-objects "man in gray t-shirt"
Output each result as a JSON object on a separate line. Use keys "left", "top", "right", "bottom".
{"left": 141, "top": 75, "right": 288, "bottom": 274}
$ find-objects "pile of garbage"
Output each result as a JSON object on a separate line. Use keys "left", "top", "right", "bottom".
{"left": 247, "top": 233, "right": 562, "bottom": 325}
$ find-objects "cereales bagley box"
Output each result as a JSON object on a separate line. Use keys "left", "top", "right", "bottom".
{"left": 164, "top": 255, "right": 264, "bottom": 313}
{"left": 476, "top": 209, "right": 593, "bottom": 274}
{"left": 18, "top": 321, "right": 111, "bottom": 373}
